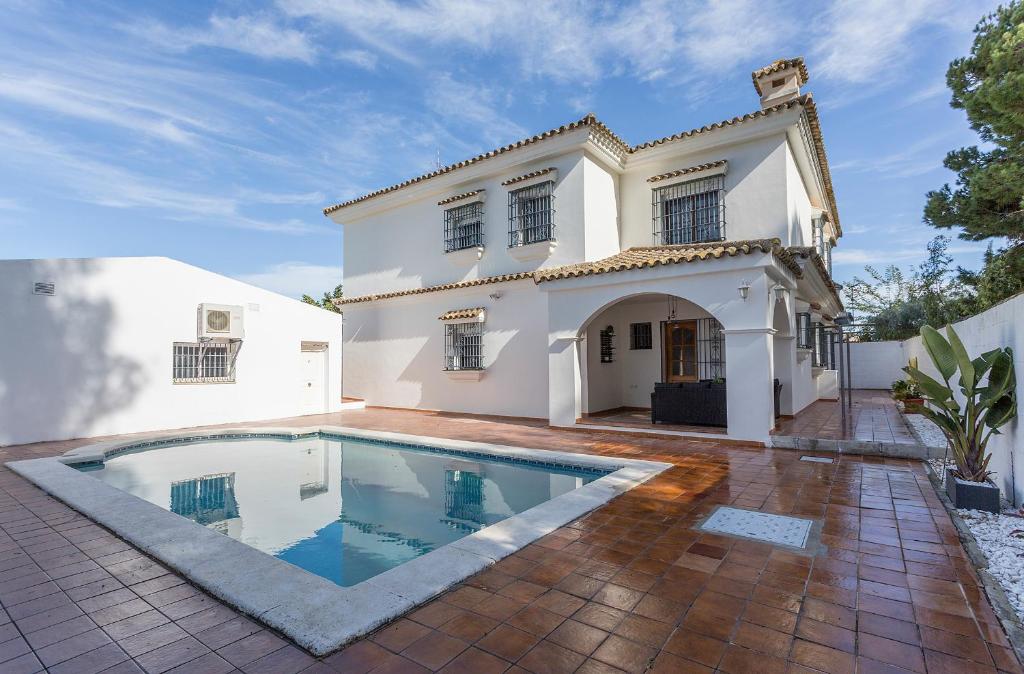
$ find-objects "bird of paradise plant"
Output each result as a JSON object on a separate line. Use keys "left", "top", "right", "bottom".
{"left": 902, "top": 324, "right": 1016, "bottom": 482}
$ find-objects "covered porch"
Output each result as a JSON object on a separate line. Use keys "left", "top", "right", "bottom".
{"left": 539, "top": 241, "right": 809, "bottom": 443}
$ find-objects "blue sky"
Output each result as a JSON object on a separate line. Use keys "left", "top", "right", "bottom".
{"left": 0, "top": 0, "right": 1003, "bottom": 298}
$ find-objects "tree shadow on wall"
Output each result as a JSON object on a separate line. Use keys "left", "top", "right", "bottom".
{"left": 0, "top": 259, "right": 145, "bottom": 447}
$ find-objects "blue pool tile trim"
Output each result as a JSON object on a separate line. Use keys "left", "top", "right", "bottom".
{"left": 84, "top": 431, "right": 615, "bottom": 478}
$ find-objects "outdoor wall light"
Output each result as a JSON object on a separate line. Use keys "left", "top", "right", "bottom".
{"left": 738, "top": 280, "right": 752, "bottom": 301}
{"left": 488, "top": 291, "right": 503, "bottom": 301}
{"left": 773, "top": 285, "right": 788, "bottom": 302}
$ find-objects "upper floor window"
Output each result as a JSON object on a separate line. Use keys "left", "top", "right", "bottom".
{"left": 444, "top": 202, "right": 484, "bottom": 253}
{"left": 652, "top": 175, "right": 725, "bottom": 245}
{"left": 508, "top": 181, "right": 554, "bottom": 247}
{"left": 444, "top": 321, "right": 483, "bottom": 371}
{"left": 812, "top": 218, "right": 832, "bottom": 275}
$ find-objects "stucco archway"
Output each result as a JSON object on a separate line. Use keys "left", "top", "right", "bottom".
{"left": 543, "top": 267, "right": 779, "bottom": 442}
{"left": 576, "top": 293, "right": 726, "bottom": 423}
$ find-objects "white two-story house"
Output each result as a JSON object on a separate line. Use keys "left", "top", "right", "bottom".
{"left": 325, "top": 58, "right": 842, "bottom": 443}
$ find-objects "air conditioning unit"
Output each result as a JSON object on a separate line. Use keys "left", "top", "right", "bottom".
{"left": 197, "top": 303, "right": 244, "bottom": 341}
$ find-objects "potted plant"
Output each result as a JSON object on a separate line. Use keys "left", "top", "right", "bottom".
{"left": 903, "top": 325, "right": 1016, "bottom": 512}
{"left": 892, "top": 377, "right": 925, "bottom": 413}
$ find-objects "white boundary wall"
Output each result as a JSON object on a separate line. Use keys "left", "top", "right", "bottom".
{"left": 848, "top": 341, "right": 906, "bottom": 389}
{"left": 851, "top": 294, "right": 1024, "bottom": 503}
{"left": 0, "top": 257, "right": 343, "bottom": 446}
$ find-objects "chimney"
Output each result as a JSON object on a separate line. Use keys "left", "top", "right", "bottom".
{"left": 751, "top": 57, "right": 808, "bottom": 109}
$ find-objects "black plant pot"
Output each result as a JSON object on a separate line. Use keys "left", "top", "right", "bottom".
{"left": 945, "top": 469, "right": 1000, "bottom": 513}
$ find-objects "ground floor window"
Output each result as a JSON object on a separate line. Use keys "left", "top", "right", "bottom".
{"left": 172, "top": 341, "right": 238, "bottom": 383}
{"left": 444, "top": 322, "right": 483, "bottom": 370}
{"left": 630, "top": 322, "right": 653, "bottom": 350}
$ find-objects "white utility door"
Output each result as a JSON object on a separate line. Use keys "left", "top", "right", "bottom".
{"left": 300, "top": 345, "right": 327, "bottom": 415}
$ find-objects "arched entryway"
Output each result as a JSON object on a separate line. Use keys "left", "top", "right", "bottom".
{"left": 577, "top": 293, "right": 728, "bottom": 431}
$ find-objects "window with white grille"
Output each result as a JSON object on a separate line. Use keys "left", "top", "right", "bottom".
{"left": 173, "top": 342, "right": 237, "bottom": 383}
{"left": 444, "top": 322, "right": 483, "bottom": 371}
{"left": 508, "top": 181, "right": 555, "bottom": 247}
{"left": 444, "top": 202, "right": 484, "bottom": 252}
{"left": 653, "top": 175, "right": 725, "bottom": 245}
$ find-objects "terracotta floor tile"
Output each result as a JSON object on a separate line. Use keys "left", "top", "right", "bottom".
{"left": 476, "top": 625, "right": 539, "bottom": 662}
{"left": 0, "top": 404, "right": 1019, "bottom": 674}
{"left": 517, "top": 640, "right": 586, "bottom": 674}
{"left": 546, "top": 619, "right": 608, "bottom": 656}
{"left": 591, "top": 634, "right": 657, "bottom": 673}
{"left": 401, "top": 631, "right": 469, "bottom": 670}
{"left": 731, "top": 620, "right": 792, "bottom": 658}
{"left": 439, "top": 646, "right": 509, "bottom": 674}
{"left": 717, "top": 644, "right": 787, "bottom": 674}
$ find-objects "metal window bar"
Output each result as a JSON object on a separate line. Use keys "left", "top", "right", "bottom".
{"left": 796, "top": 313, "right": 813, "bottom": 349}
{"left": 444, "top": 322, "right": 483, "bottom": 370}
{"left": 508, "top": 181, "right": 555, "bottom": 247}
{"left": 172, "top": 342, "right": 237, "bottom": 383}
{"left": 629, "top": 322, "right": 652, "bottom": 350}
{"left": 599, "top": 328, "right": 615, "bottom": 363}
{"left": 812, "top": 322, "right": 824, "bottom": 367}
{"left": 443, "top": 202, "right": 484, "bottom": 253}
{"left": 695, "top": 317, "right": 726, "bottom": 380}
{"left": 652, "top": 175, "right": 725, "bottom": 245}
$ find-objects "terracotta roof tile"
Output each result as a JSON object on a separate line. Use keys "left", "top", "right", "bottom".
{"left": 322, "top": 95, "right": 841, "bottom": 235}
{"left": 437, "top": 190, "right": 484, "bottom": 206}
{"left": 501, "top": 167, "right": 557, "bottom": 187}
{"left": 438, "top": 308, "right": 485, "bottom": 321}
{"left": 335, "top": 271, "right": 534, "bottom": 306}
{"left": 324, "top": 114, "right": 627, "bottom": 215}
{"left": 751, "top": 57, "right": 809, "bottom": 95}
{"left": 647, "top": 160, "right": 727, "bottom": 184}
{"left": 336, "top": 239, "right": 818, "bottom": 307}
{"left": 534, "top": 239, "right": 798, "bottom": 282}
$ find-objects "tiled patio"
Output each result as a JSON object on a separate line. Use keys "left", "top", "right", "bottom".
{"left": 774, "top": 390, "right": 919, "bottom": 446}
{"left": 0, "top": 407, "right": 1018, "bottom": 674}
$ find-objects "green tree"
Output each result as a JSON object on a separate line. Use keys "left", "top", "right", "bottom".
{"left": 924, "top": 1, "right": 1024, "bottom": 308}
{"left": 845, "top": 237, "right": 972, "bottom": 340}
{"left": 301, "top": 284, "right": 343, "bottom": 313}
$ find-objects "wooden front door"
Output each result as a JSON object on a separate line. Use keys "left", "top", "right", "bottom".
{"left": 664, "top": 321, "right": 698, "bottom": 382}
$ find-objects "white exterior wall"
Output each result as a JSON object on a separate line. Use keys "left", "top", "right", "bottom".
{"left": 848, "top": 341, "right": 906, "bottom": 389}
{"left": 618, "top": 133, "right": 791, "bottom": 249}
{"left": 341, "top": 281, "right": 549, "bottom": 419}
{"left": 0, "top": 257, "right": 343, "bottom": 446}
{"left": 785, "top": 140, "right": 815, "bottom": 247}
{"left": 342, "top": 151, "right": 588, "bottom": 299}
{"left": 582, "top": 153, "right": 621, "bottom": 261}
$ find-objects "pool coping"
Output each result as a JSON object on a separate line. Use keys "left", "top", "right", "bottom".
{"left": 6, "top": 425, "right": 671, "bottom": 656}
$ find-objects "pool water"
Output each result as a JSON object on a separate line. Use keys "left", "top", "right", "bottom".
{"left": 80, "top": 436, "right": 604, "bottom": 587}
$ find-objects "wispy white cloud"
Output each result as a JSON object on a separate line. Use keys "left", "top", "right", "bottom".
{"left": 280, "top": 0, "right": 792, "bottom": 85}
{"left": 335, "top": 49, "right": 378, "bottom": 71}
{"left": 125, "top": 14, "right": 317, "bottom": 63}
{"left": 235, "top": 261, "right": 342, "bottom": 298}
{"left": 812, "top": 0, "right": 992, "bottom": 87}
{"left": 830, "top": 131, "right": 956, "bottom": 178}
{"left": 0, "top": 121, "right": 322, "bottom": 234}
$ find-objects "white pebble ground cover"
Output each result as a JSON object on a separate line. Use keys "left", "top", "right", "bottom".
{"left": 959, "top": 509, "right": 1024, "bottom": 623}
{"left": 906, "top": 412, "right": 946, "bottom": 448}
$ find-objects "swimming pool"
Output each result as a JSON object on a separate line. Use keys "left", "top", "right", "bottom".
{"left": 79, "top": 434, "right": 605, "bottom": 587}
{"left": 8, "top": 425, "right": 670, "bottom": 654}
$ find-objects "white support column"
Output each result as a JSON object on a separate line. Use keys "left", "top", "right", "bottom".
{"left": 723, "top": 328, "right": 777, "bottom": 442}
{"left": 548, "top": 334, "right": 582, "bottom": 428}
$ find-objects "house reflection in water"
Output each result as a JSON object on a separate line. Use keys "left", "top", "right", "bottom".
{"left": 170, "top": 472, "right": 240, "bottom": 531}
{"left": 298, "top": 444, "right": 330, "bottom": 501}
{"left": 443, "top": 462, "right": 485, "bottom": 527}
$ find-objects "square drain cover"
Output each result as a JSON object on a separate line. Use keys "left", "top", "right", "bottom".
{"left": 700, "top": 507, "right": 813, "bottom": 548}
{"left": 801, "top": 456, "right": 834, "bottom": 464}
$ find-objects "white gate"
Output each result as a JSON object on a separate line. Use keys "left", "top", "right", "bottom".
{"left": 300, "top": 342, "right": 328, "bottom": 416}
